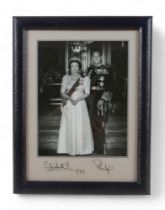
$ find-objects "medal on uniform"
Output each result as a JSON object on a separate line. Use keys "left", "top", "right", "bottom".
{"left": 100, "top": 82, "right": 104, "bottom": 87}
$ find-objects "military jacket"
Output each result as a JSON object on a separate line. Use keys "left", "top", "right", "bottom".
{"left": 86, "top": 64, "right": 113, "bottom": 92}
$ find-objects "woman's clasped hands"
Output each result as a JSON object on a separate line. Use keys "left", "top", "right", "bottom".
{"left": 69, "top": 97, "right": 80, "bottom": 105}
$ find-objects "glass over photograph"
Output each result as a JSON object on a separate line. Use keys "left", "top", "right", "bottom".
{"left": 38, "top": 41, "right": 128, "bottom": 156}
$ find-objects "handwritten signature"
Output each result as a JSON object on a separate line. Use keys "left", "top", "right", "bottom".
{"left": 92, "top": 159, "right": 114, "bottom": 175}
{"left": 43, "top": 161, "right": 85, "bottom": 175}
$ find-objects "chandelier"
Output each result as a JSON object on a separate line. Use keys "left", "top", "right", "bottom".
{"left": 69, "top": 41, "right": 93, "bottom": 53}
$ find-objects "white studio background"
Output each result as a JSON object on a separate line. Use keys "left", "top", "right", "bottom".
{"left": 0, "top": 0, "right": 164, "bottom": 209}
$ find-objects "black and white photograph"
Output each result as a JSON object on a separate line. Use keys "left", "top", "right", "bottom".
{"left": 13, "top": 16, "right": 152, "bottom": 194}
{"left": 38, "top": 41, "right": 128, "bottom": 157}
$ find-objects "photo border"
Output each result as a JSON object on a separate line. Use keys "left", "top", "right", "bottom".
{"left": 13, "top": 16, "right": 152, "bottom": 194}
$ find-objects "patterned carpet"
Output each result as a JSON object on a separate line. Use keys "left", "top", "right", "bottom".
{"left": 38, "top": 105, "right": 127, "bottom": 156}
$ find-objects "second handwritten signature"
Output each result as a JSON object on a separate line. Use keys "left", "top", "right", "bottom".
{"left": 92, "top": 159, "right": 114, "bottom": 174}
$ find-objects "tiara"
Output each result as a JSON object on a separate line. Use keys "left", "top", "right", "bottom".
{"left": 68, "top": 57, "right": 81, "bottom": 63}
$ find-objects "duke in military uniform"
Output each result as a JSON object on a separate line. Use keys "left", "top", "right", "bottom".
{"left": 86, "top": 51, "right": 113, "bottom": 154}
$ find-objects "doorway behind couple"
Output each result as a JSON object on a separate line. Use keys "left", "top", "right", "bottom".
{"left": 38, "top": 41, "right": 128, "bottom": 156}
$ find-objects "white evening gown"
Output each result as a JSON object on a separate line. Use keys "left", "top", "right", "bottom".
{"left": 57, "top": 75, "right": 94, "bottom": 155}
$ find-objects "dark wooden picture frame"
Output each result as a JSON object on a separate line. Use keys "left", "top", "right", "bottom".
{"left": 13, "top": 16, "right": 152, "bottom": 194}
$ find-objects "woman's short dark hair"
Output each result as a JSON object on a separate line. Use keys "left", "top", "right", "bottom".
{"left": 68, "top": 59, "right": 82, "bottom": 75}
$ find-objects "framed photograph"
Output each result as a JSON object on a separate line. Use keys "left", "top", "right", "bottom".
{"left": 13, "top": 16, "right": 152, "bottom": 194}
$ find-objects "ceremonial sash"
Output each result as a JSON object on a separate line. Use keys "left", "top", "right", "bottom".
{"left": 62, "top": 77, "right": 80, "bottom": 106}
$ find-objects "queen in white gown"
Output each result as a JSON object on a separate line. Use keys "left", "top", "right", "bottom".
{"left": 57, "top": 59, "right": 94, "bottom": 156}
